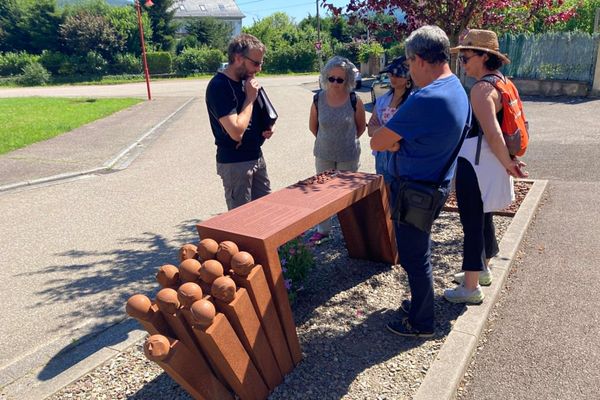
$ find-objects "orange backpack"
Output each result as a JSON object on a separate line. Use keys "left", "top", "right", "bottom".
{"left": 479, "top": 74, "right": 529, "bottom": 158}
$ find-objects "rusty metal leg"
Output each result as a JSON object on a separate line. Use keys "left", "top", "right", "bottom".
{"left": 338, "top": 188, "right": 397, "bottom": 264}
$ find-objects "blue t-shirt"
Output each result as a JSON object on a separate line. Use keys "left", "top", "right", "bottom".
{"left": 385, "top": 75, "right": 469, "bottom": 182}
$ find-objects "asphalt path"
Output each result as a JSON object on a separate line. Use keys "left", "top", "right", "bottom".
{"left": 459, "top": 96, "right": 600, "bottom": 399}
{"left": 2, "top": 76, "right": 600, "bottom": 399}
{"left": 0, "top": 75, "right": 376, "bottom": 393}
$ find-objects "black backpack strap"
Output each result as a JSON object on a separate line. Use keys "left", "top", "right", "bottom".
{"left": 350, "top": 91, "right": 357, "bottom": 112}
{"left": 313, "top": 91, "right": 320, "bottom": 114}
{"left": 435, "top": 104, "right": 472, "bottom": 185}
{"left": 475, "top": 126, "right": 483, "bottom": 165}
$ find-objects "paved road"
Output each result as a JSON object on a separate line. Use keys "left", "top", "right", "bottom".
{"left": 0, "top": 75, "right": 376, "bottom": 397}
{"left": 459, "top": 97, "right": 600, "bottom": 399}
{"left": 2, "top": 77, "right": 599, "bottom": 399}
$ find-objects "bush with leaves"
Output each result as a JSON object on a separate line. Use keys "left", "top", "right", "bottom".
{"left": 184, "top": 17, "right": 232, "bottom": 51}
{"left": 60, "top": 11, "right": 124, "bottom": 60}
{"left": 386, "top": 43, "right": 405, "bottom": 61}
{"left": 358, "top": 41, "right": 385, "bottom": 64}
{"left": 146, "top": 51, "right": 173, "bottom": 74}
{"left": 16, "top": 62, "right": 50, "bottom": 86}
{"left": 175, "top": 35, "right": 200, "bottom": 55}
{"left": 174, "top": 47, "right": 223, "bottom": 74}
{"left": 264, "top": 43, "right": 317, "bottom": 73}
{"left": 0, "top": 51, "right": 39, "bottom": 77}
{"left": 333, "top": 41, "right": 361, "bottom": 67}
{"left": 39, "top": 50, "right": 69, "bottom": 75}
{"left": 111, "top": 53, "right": 142, "bottom": 74}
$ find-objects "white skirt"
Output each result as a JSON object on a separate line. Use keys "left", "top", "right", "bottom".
{"left": 458, "top": 136, "right": 514, "bottom": 213}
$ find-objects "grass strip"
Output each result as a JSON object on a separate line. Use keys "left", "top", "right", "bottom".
{"left": 0, "top": 97, "right": 142, "bottom": 154}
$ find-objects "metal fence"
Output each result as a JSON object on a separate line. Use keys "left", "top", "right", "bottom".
{"left": 499, "top": 32, "right": 600, "bottom": 83}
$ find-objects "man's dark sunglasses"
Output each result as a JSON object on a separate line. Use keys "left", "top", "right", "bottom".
{"left": 243, "top": 55, "right": 263, "bottom": 67}
{"left": 327, "top": 76, "right": 345, "bottom": 84}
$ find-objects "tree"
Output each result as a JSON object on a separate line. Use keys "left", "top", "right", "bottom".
{"left": 184, "top": 17, "right": 233, "bottom": 51}
{"left": 0, "top": 0, "right": 22, "bottom": 52}
{"left": 322, "top": 0, "right": 578, "bottom": 44}
{"left": 60, "top": 11, "right": 124, "bottom": 59}
{"left": 24, "top": 0, "right": 63, "bottom": 53}
{"left": 106, "top": 5, "right": 152, "bottom": 55}
{"left": 561, "top": 0, "right": 600, "bottom": 33}
{"left": 146, "top": 0, "right": 176, "bottom": 51}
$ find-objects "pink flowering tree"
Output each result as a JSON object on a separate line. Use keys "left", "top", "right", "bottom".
{"left": 321, "top": 0, "right": 578, "bottom": 44}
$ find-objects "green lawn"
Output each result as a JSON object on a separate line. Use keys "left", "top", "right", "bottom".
{"left": 0, "top": 97, "right": 142, "bottom": 154}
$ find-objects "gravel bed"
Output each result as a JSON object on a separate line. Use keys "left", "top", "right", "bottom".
{"left": 49, "top": 212, "right": 511, "bottom": 400}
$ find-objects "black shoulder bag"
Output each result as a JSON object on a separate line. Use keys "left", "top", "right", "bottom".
{"left": 392, "top": 108, "right": 472, "bottom": 233}
{"left": 256, "top": 87, "right": 278, "bottom": 128}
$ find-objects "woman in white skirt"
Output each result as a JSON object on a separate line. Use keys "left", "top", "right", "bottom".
{"left": 444, "top": 29, "right": 528, "bottom": 304}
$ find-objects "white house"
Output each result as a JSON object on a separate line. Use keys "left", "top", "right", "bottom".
{"left": 172, "top": 0, "right": 244, "bottom": 37}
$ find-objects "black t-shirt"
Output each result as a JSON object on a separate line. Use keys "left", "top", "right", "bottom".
{"left": 205, "top": 73, "right": 267, "bottom": 163}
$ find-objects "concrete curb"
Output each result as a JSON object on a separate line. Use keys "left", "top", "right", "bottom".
{"left": 0, "top": 97, "right": 195, "bottom": 195}
{"left": 414, "top": 179, "right": 548, "bottom": 400}
{"left": 0, "top": 318, "right": 147, "bottom": 400}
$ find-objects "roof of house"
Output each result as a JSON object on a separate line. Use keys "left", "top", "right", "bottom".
{"left": 171, "top": 0, "right": 244, "bottom": 19}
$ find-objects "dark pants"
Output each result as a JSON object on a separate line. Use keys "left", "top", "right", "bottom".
{"left": 390, "top": 180, "right": 434, "bottom": 331}
{"left": 456, "top": 157, "right": 499, "bottom": 271}
{"left": 216, "top": 156, "right": 271, "bottom": 211}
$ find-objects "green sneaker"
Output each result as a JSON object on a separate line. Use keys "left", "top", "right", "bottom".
{"left": 453, "top": 269, "right": 492, "bottom": 286}
{"left": 444, "top": 284, "right": 484, "bottom": 304}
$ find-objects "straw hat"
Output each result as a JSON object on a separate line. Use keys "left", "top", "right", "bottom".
{"left": 450, "top": 29, "right": 511, "bottom": 65}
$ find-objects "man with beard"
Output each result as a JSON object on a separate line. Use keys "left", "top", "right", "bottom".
{"left": 205, "top": 34, "right": 274, "bottom": 210}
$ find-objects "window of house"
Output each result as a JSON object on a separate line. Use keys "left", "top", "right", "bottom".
{"left": 199, "top": 5, "right": 206, "bottom": 11}
{"left": 218, "top": 4, "right": 225, "bottom": 11}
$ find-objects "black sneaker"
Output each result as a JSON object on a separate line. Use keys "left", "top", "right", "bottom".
{"left": 386, "top": 317, "right": 434, "bottom": 338}
{"left": 400, "top": 299, "right": 411, "bottom": 314}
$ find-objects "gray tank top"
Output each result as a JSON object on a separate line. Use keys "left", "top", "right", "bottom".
{"left": 313, "top": 91, "right": 360, "bottom": 162}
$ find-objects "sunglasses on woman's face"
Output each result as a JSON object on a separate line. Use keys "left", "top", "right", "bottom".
{"left": 459, "top": 54, "right": 477, "bottom": 64}
{"left": 327, "top": 76, "right": 345, "bottom": 84}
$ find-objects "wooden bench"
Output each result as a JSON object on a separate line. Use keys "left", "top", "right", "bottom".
{"left": 197, "top": 171, "right": 397, "bottom": 365}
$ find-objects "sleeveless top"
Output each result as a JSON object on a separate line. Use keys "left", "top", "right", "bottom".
{"left": 313, "top": 91, "right": 360, "bottom": 162}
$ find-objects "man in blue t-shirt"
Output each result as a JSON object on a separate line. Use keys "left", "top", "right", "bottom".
{"left": 206, "top": 34, "right": 274, "bottom": 210}
{"left": 371, "top": 25, "right": 470, "bottom": 338}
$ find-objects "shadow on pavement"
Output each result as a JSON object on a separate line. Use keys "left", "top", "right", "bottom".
{"left": 32, "top": 219, "right": 202, "bottom": 381}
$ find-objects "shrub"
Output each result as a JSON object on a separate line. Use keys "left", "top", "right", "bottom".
{"left": 111, "top": 53, "right": 141, "bottom": 74}
{"left": 278, "top": 237, "right": 315, "bottom": 303}
{"left": 386, "top": 43, "right": 406, "bottom": 61}
{"left": 146, "top": 51, "right": 172, "bottom": 75}
{"left": 335, "top": 41, "right": 361, "bottom": 66}
{"left": 16, "top": 62, "right": 50, "bottom": 86}
{"left": 39, "top": 51, "right": 71, "bottom": 75}
{"left": 79, "top": 51, "right": 108, "bottom": 75}
{"left": 174, "top": 47, "right": 223, "bottom": 74}
{"left": 175, "top": 35, "right": 199, "bottom": 55}
{"left": 0, "top": 52, "right": 39, "bottom": 77}
{"left": 358, "top": 41, "right": 385, "bottom": 64}
{"left": 263, "top": 43, "right": 317, "bottom": 73}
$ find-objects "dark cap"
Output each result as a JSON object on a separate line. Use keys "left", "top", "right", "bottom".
{"left": 379, "top": 56, "right": 410, "bottom": 77}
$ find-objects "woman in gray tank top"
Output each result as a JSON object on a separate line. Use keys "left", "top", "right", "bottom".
{"left": 308, "top": 56, "right": 366, "bottom": 243}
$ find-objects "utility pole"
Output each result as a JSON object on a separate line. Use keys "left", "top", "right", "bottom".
{"left": 316, "top": 0, "right": 321, "bottom": 43}
{"left": 316, "top": 0, "right": 323, "bottom": 71}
